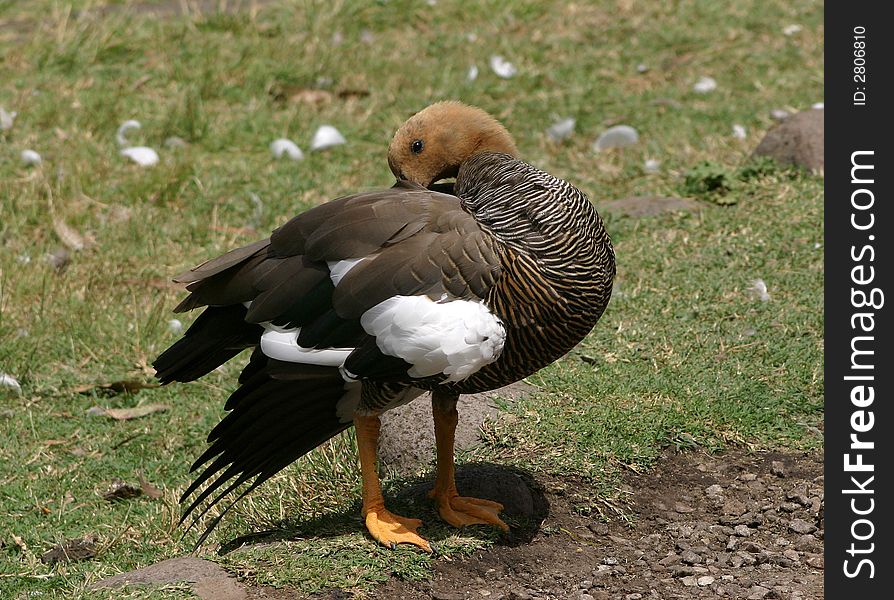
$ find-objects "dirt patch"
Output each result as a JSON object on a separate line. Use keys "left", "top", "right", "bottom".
{"left": 378, "top": 448, "right": 823, "bottom": 600}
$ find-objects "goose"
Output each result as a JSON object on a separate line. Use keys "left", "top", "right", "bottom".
{"left": 154, "top": 101, "right": 615, "bottom": 551}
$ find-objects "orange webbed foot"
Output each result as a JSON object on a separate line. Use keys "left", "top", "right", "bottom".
{"left": 429, "top": 488, "right": 510, "bottom": 531}
{"left": 364, "top": 508, "right": 432, "bottom": 552}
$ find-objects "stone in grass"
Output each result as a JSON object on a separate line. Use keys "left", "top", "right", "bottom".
{"left": 310, "top": 125, "right": 346, "bottom": 151}
{"left": 752, "top": 108, "right": 823, "bottom": 173}
{"left": 41, "top": 534, "right": 98, "bottom": 564}
{"left": 546, "top": 117, "right": 575, "bottom": 142}
{"left": 91, "top": 557, "right": 247, "bottom": 600}
{"left": 0, "top": 373, "right": 22, "bottom": 396}
{"left": 270, "top": 138, "right": 304, "bottom": 161}
{"left": 593, "top": 125, "right": 638, "bottom": 151}
{"left": 21, "top": 149, "right": 42, "bottom": 166}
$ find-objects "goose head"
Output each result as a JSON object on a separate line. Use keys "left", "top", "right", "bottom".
{"left": 387, "top": 101, "right": 519, "bottom": 188}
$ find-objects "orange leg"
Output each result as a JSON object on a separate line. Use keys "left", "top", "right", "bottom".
{"left": 354, "top": 413, "right": 431, "bottom": 552}
{"left": 428, "top": 392, "right": 509, "bottom": 531}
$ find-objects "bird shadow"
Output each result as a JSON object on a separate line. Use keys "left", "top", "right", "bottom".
{"left": 217, "top": 462, "right": 549, "bottom": 555}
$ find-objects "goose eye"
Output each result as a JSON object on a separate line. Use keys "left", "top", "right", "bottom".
{"left": 410, "top": 139, "right": 424, "bottom": 154}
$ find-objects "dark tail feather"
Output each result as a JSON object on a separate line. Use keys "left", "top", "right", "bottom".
{"left": 153, "top": 305, "right": 263, "bottom": 384}
{"left": 179, "top": 360, "right": 354, "bottom": 547}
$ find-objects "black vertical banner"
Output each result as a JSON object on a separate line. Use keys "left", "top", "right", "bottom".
{"left": 825, "top": 3, "right": 893, "bottom": 598}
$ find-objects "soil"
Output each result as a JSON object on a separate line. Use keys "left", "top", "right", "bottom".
{"left": 92, "top": 448, "right": 823, "bottom": 599}
{"left": 375, "top": 448, "right": 824, "bottom": 600}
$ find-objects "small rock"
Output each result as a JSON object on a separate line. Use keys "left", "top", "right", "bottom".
{"left": 747, "top": 279, "right": 770, "bottom": 302}
{"left": 681, "top": 550, "right": 702, "bottom": 565}
{"left": 579, "top": 580, "right": 593, "bottom": 589}
{"left": 21, "top": 149, "right": 42, "bottom": 166}
{"left": 0, "top": 106, "right": 16, "bottom": 131}
{"left": 782, "top": 24, "right": 803, "bottom": 36}
{"left": 770, "top": 461, "right": 786, "bottom": 477}
{"left": 697, "top": 576, "right": 715, "bottom": 587}
{"left": 467, "top": 64, "right": 479, "bottom": 82}
{"left": 270, "top": 138, "right": 304, "bottom": 161}
{"left": 546, "top": 117, "right": 575, "bottom": 142}
{"left": 734, "top": 525, "right": 753, "bottom": 537}
{"left": 168, "top": 319, "right": 183, "bottom": 335}
{"left": 705, "top": 484, "right": 724, "bottom": 496}
{"left": 747, "top": 584, "right": 771, "bottom": 599}
{"left": 674, "top": 502, "right": 695, "bottom": 514}
{"left": 593, "top": 125, "right": 639, "bottom": 151}
{"left": 602, "top": 557, "right": 619, "bottom": 566}
{"left": 0, "top": 373, "right": 22, "bottom": 396}
{"left": 783, "top": 549, "right": 800, "bottom": 562}
{"left": 41, "top": 535, "right": 98, "bottom": 564}
{"left": 732, "top": 124, "right": 747, "bottom": 139}
{"left": 636, "top": 63, "right": 649, "bottom": 73}
{"left": 805, "top": 554, "right": 824, "bottom": 569}
{"left": 658, "top": 554, "right": 681, "bottom": 567}
{"left": 693, "top": 76, "right": 717, "bottom": 93}
{"left": 310, "top": 125, "right": 346, "bottom": 151}
{"left": 794, "top": 534, "right": 819, "bottom": 551}
{"left": 723, "top": 499, "right": 748, "bottom": 516}
{"left": 489, "top": 55, "right": 517, "bottom": 78}
{"left": 671, "top": 566, "right": 696, "bottom": 578}
{"left": 788, "top": 518, "right": 817, "bottom": 535}
{"left": 121, "top": 146, "right": 159, "bottom": 167}
{"left": 681, "top": 576, "right": 699, "bottom": 587}
{"left": 643, "top": 159, "right": 660, "bottom": 173}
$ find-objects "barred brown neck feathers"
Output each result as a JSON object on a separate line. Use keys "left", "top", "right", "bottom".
{"left": 456, "top": 151, "right": 615, "bottom": 301}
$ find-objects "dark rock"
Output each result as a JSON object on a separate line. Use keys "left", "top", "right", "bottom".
{"left": 788, "top": 519, "right": 817, "bottom": 535}
{"left": 752, "top": 108, "right": 824, "bottom": 173}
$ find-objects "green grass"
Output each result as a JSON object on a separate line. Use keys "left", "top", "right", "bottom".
{"left": 1, "top": 0, "right": 823, "bottom": 597}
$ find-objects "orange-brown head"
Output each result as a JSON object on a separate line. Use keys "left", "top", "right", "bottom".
{"left": 387, "top": 101, "right": 520, "bottom": 188}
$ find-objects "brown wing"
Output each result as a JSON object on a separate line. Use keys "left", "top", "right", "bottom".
{"left": 164, "top": 180, "right": 502, "bottom": 379}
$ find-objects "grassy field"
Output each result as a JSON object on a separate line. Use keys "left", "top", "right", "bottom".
{"left": 1, "top": 0, "right": 823, "bottom": 597}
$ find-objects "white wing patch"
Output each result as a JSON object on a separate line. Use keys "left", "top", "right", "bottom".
{"left": 360, "top": 296, "right": 505, "bottom": 382}
{"left": 259, "top": 329, "right": 352, "bottom": 367}
{"left": 254, "top": 260, "right": 505, "bottom": 384}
